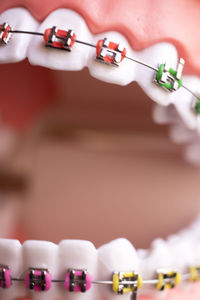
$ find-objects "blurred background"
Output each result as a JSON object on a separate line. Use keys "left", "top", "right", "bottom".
{"left": 0, "top": 59, "right": 199, "bottom": 249}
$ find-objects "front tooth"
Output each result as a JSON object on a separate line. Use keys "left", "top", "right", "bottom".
{"left": 28, "top": 9, "right": 93, "bottom": 70}
{"left": 136, "top": 42, "right": 178, "bottom": 106}
{"left": 0, "top": 239, "right": 26, "bottom": 300}
{"left": 22, "top": 240, "right": 58, "bottom": 300}
{"left": 58, "top": 239, "right": 97, "bottom": 300}
{"left": 88, "top": 33, "right": 135, "bottom": 86}
{"left": 97, "top": 238, "right": 139, "bottom": 300}
{"left": 0, "top": 8, "right": 38, "bottom": 63}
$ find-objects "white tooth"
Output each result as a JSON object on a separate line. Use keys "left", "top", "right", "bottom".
{"left": 167, "top": 235, "right": 197, "bottom": 291}
{"left": 189, "top": 215, "right": 200, "bottom": 239}
{"left": 28, "top": 9, "right": 92, "bottom": 70}
{"left": 152, "top": 104, "right": 179, "bottom": 124}
{"left": 194, "top": 242, "right": 200, "bottom": 266}
{"left": 137, "top": 248, "right": 148, "bottom": 260}
{"left": 88, "top": 33, "right": 135, "bottom": 86}
{"left": 22, "top": 240, "right": 58, "bottom": 300}
{"left": 166, "top": 234, "right": 197, "bottom": 292}
{"left": 0, "top": 8, "right": 38, "bottom": 63}
{"left": 151, "top": 74, "right": 200, "bottom": 132}
{"left": 0, "top": 239, "right": 26, "bottom": 299}
{"left": 169, "top": 122, "right": 196, "bottom": 144}
{"left": 136, "top": 43, "right": 200, "bottom": 130}
{"left": 181, "top": 217, "right": 200, "bottom": 267}
{"left": 136, "top": 42, "right": 178, "bottom": 106}
{"left": 139, "top": 238, "right": 172, "bottom": 297}
{"left": 97, "top": 238, "right": 139, "bottom": 300}
{"left": 58, "top": 240, "right": 97, "bottom": 300}
{"left": 173, "top": 76, "right": 200, "bottom": 130}
{"left": 183, "top": 140, "right": 200, "bottom": 166}
{"left": 139, "top": 239, "right": 172, "bottom": 279}
{"left": 167, "top": 235, "right": 195, "bottom": 274}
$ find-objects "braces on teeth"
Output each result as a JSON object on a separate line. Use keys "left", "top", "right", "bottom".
{"left": 1, "top": 23, "right": 200, "bottom": 298}
{"left": 1, "top": 22, "right": 200, "bottom": 115}
{"left": 0, "top": 265, "right": 200, "bottom": 298}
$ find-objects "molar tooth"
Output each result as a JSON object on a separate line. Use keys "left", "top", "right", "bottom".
{"left": 173, "top": 76, "right": 200, "bottom": 130}
{"left": 150, "top": 66, "right": 200, "bottom": 131}
{"left": 169, "top": 122, "right": 196, "bottom": 144}
{"left": 97, "top": 238, "right": 139, "bottom": 300}
{"left": 139, "top": 238, "right": 172, "bottom": 279}
{"left": 167, "top": 235, "right": 196, "bottom": 274}
{"left": 139, "top": 238, "right": 172, "bottom": 297}
{"left": 0, "top": 8, "right": 38, "bottom": 63}
{"left": 183, "top": 140, "right": 200, "bottom": 166}
{"left": 166, "top": 234, "right": 197, "bottom": 290}
{"left": 58, "top": 239, "right": 97, "bottom": 300}
{"left": 88, "top": 32, "right": 135, "bottom": 86}
{"left": 152, "top": 104, "right": 179, "bottom": 124}
{"left": 193, "top": 242, "right": 200, "bottom": 267}
{"left": 28, "top": 9, "right": 92, "bottom": 70}
{"left": 22, "top": 240, "right": 58, "bottom": 300}
{"left": 189, "top": 215, "right": 200, "bottom": 239}
{"left": 136, "top": 42, "right": 200, "bottom": 131}
{"left": 0, "top": 239, "right": 26, "bottom": 300}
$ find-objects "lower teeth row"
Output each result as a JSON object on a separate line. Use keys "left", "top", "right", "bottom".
{"left": 0, "top": 264, "right": 200, "bottom": 298}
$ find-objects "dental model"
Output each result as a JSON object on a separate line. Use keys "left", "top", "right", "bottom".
{"left": 1, "top": 4, "right": 200, "bottom": 300}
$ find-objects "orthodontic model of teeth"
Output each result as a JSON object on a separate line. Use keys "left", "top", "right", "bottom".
{"left": 1, "top": 17, "right": 200, "bottom": 300}
{"left": 0, "top": 239, "right": 200, "bottom": 300}
{"left": 1, "top": 22, "right": 200, "bottom": 118}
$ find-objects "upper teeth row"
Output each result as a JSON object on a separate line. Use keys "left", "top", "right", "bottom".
{"left": 1, "top": 21, "right": 200, "bottom": 117}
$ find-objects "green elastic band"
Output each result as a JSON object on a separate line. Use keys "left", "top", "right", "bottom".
{"left": 195, "top": 97, "right": 200, "bottom": 114}
{"left": 156, "top": 64, "right": 182, "bottom": 91}
{"left": 156, "top": 64, "right": 165, "bottom": 82}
